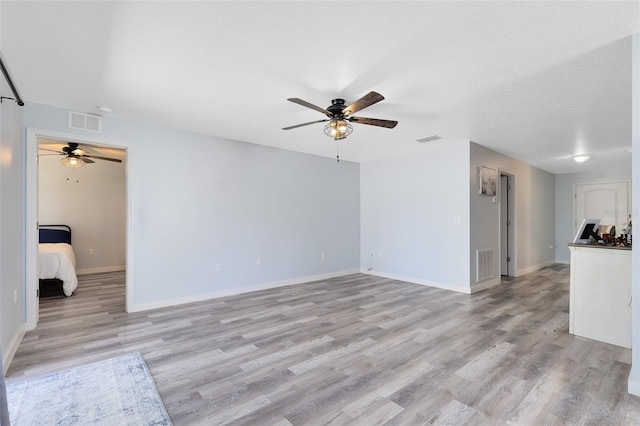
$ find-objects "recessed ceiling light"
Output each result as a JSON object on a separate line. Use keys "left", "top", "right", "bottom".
{"left": 572, "top": 154, "right": 591, "bottom": 163}
{"left": 416, "top": 135, "right": 442, "bottom": 143}
{"left": 97, "top": 106, "right": 112, "bottom": 114}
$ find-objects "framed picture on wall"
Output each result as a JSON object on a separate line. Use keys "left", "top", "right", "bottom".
{"left": 478, "top": 166, "right": 497, "bottom": 196}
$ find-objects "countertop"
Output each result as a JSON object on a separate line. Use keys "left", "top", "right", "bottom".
{"left": 568, "top": 242, "right": 631, "bottom": 251}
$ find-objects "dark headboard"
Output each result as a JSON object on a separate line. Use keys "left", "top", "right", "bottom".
{"left": 39, "top": 225, "right": 72, "bottom": 244}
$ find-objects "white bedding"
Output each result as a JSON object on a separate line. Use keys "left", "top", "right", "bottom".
{"left": 38, "top": 243, "right": 78, "bottom": 296}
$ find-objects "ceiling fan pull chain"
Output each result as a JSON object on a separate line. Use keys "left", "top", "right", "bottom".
{"left": 336, "top": 141, "right": 340, "bottom": 163}
{"left": 65, "top": 169, "right": 80, "bottom": 184}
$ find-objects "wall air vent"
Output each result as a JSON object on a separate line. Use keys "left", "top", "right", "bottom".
{"left": 68, "top": 111, "right": 102, "bottom": 133}
{"left": 476, "top": 247, "right": 495, "bottom": 283}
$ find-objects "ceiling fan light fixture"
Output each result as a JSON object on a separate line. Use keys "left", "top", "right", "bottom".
{"left": 324, "top": 119, "right": 353, "bottom": 140}
{"left": 61, "top": 156, "right": 85, "bottom": 168}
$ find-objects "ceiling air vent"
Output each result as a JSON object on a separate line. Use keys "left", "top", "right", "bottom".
{"left": 68, "top": 111, "right": 102, "bottom": 133}
{"left": 416, "top": 135, "right": 442, "bottom": 143}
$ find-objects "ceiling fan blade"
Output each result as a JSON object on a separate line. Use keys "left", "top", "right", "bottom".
{"left": 342, "top": 91, "right": 384, "bottom": 116}
{"left": 82, "top": 154, "right": 122, "bottom": 163}
{"left": 282, "top": 119, "right": 329, "bottom": 130}
{"left": 80, "top": 157, "right": 95, "bottom": 164}
{"left": 348, "top": 116, "right": 398, "bottom": 129}
{"left": 39, "top": 147, "right": 63, "bottom": 154}
{"left": 287, "top": 98, "right": 332, "bottom": 117}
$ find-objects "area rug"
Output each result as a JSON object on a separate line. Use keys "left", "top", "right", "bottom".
{"left": 7, "top": 352, "right": 172, "bottom": 425}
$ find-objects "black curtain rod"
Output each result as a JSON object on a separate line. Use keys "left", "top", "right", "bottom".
{"left": 0, "top": 52, "right": 24, "bottom": 106}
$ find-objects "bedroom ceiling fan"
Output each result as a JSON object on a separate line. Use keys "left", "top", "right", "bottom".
{"left": 39, "top": 142, "right": 123, "bottom": 168}
{"left": 283, "top": 91, "right": 398, "bottom": 141}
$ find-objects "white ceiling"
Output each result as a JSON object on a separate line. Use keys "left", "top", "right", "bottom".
{"left": 2, "top": 1, "right": 638, "bottom": 174}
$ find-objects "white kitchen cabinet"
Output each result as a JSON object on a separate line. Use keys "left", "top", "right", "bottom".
{"left": 569, "top": 244, "right": 632, "bottom": 348}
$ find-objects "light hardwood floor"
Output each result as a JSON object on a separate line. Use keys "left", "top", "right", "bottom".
{"left": 7, "top": 265, "right": 640, "bottom": 425}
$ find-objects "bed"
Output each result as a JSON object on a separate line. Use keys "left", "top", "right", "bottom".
{"left": 38, "top": 225, "right": 78, "bottom": 297}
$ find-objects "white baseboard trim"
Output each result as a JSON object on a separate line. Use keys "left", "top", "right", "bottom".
{"left": 360, "top": 269, "right": 470, "bottom": 294}
{"left": 471, "top": 277, "right": 501, "bottom": 293}
{"left": 629, "top": 377, "right": 640, "bottom": 396}
{"left": 515, "top": 260, "right": 556, "bottom": 277}
{"left": 129, "top": 269, "right": 360, "bottom": 313}
{"left": 555, "top": 260, "right": 570, "bottom": 265}
{"left": 76, "top": 265, "right": 126, "bottom": 276}
{"left": 3, "top": 324, "right": 25, "bottom": 374}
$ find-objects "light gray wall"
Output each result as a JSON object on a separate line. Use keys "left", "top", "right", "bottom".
{"left": 39, "top": 153, "right": 126, "bottom": 274}
{"left": 470, "top": 143, "right": 555, "bottom": 285}
{"left": 360, "top": 140, "right": 470, "bottom": 292}
{"left": 24, "top": 102, "right": 360, "bottom": 308}
{"left": 0, "top": 86, "right": 25, "bottom": 366}
{"left": 629, "top": 32, "right": 639, "bottom": 395}
{"left": 555, "top": 168, "right": 631, "bottom": 263}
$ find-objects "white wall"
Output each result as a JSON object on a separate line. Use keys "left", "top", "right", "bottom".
{"left": 39, "top": 152, "right": 126, "bottom": 274}
{"left": 360, "top": 140, "right": 471, "bottom": 292}
{"left": 629, "top": 32, "right": 640, "bottom": 396}
{"left": 0, "top": 81, "right": 26, "bottom": 367}
{"left": 555, "top": 168, "right": 631, "bottom": 264}
{"left": 24, "top": 102, "right": 361, "bottom": 310}
{"left": 470, "top": 143, "right": 555, "bottom": 287}
{"left": 360, "top": 141, "right": 555, "bottom": 293}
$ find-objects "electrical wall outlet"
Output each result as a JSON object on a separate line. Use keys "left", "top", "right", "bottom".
{"left": 216, "top": 262, "right": 222, "bottom": 271}
{"left": 321, "top": 252, "right": 325, "bottom": 259}
{"left": 88, "top": 248, "right": 94, "bottom": 255}
{"left": 256, "top": 258, "right": 262, "bottom": 267}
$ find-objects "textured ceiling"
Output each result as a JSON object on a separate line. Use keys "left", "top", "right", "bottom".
{"left": 2, "top": 1, "right": 638, "bottom": 174}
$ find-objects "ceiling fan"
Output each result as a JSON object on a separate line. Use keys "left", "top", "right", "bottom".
{"left": 283, "top": 91, "right": 398, "bottom": 140}
{"left": 39, "top": 142, "right": 123, "bottom": 168}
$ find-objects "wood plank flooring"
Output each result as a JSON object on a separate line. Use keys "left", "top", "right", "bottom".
{"left": 7, "top": 265, "right": 640, "bottom": 425}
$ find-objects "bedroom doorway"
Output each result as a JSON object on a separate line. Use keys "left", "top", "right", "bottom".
{"left": 26, "top": 128, "right": 133, "bottom": 329}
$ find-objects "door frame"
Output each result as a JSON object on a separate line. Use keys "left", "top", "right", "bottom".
{"left": 25, "top": 127, "right": 134, "bottom": 330}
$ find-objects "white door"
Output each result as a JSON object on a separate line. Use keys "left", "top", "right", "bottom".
{"left": 575, "top": 182, "right": 630, "bottom": 235}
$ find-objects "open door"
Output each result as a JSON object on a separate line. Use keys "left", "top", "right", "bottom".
{"left": 500, "top": 173, "right": 515, "bottom": 277}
